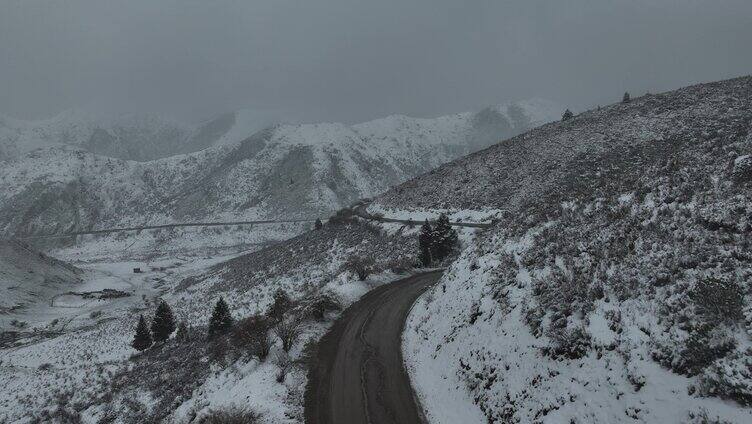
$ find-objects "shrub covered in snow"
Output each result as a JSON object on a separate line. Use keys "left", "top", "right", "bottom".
{"left": 698, "top": 348, "right": 752, "bottom": 406}
{"left": 399, "top": 77, "right": 752, "bottom": 423}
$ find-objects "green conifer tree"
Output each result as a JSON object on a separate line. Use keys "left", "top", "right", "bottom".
{"left": 131, "top": 314, "right": 153, "bottom": 351}
{"left": 209, "top": 297, "right": 234, "bottom": 337}
{"left": 432, "top": 213, "right": 458, "bottom": 262}
{"left": 562, "top": 109, "right": 574, "bottom": 121}
{"left": 418, "top": 220, "right": 434, "bottom": 266}
{"left": 151, "top": 300, "right": 176, "bottom": 343}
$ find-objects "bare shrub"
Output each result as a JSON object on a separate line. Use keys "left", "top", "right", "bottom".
{"left": 344, "top": 255, "right": 375, "bottom": 281}
{"left": 233, "top": 315, "right": 273, "bottom": 361}
{"left": 274, "top": 316, "right": 303, "bottom": 352}
{"left": 299, "top": 293, "right": 342, "bottom": 321}
{"left": 384, "top": 256, "right": 415, "bottom": 274}
{"left": 274, "top": 351, "right": 294, "bottom": 383}
{"left": 208, "top": 335, "right": 232, "bottom": 364}
{"left": 198, "top": 406, "right": 260, "bottom": 424}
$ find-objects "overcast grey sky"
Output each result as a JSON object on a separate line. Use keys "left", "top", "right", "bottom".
{"left": 1, "top": 0, "right": 751, "bottom": 123}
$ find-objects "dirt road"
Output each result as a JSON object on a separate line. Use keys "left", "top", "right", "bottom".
{"left": 305, "top": 271, "right": 442, "bottom": 424}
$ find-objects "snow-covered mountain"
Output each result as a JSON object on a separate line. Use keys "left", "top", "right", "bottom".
{"left": 367, "top": 76, "right": 752, "bottom": 423}
{"left": 0, "top": 108, "right": 292, "bottom": 162}
{"left": 0, "top": 110, "right": 191, "bottom": 162}
{"left": 0, "top": 100, "right": 560, "bottom": 240}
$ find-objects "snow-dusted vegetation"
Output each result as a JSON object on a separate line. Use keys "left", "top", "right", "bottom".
{"left": 0, "top": 96, "right": 549, "bottom": 423}
{"left": 4, "top": 0, "right": 752, "bottom": 421}
{"left": 397, "top": 76, "right": 752, "bottom": 423}
{"left": 0, "top": 215, "right": 426, "bottom": 423}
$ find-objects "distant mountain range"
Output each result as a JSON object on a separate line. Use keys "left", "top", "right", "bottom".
{"left": 0, "top": 100, "right": 561, "bottom": 240}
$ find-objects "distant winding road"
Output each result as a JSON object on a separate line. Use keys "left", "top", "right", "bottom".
{"left": 9, "top": 202, "right": 493, "bottom": 242}
{"left": 306, "top": 271, "right": 442, "bottom": 424}
{"left": 11, "top": 218, "right": 319, "bottom": 241}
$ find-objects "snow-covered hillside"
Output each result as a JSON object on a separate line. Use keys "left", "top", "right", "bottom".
{"left": 0, "top": 216, "right": 429, "bottom": 423}
{"left": 5, "top": 76, "right": 752, "bottom": 423}
{"left": 0, "top": 241, "right": 83, "bottom": 328}
{"left": 0, "top": 100, "right": 559, "bottom": 243}
{"left": 373, "top": 76, "right": 752, "bottom": 423}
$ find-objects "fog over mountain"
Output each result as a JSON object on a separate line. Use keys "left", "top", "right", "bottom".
{"left": 2, "top": 0, "right": 751, "bottom": 123}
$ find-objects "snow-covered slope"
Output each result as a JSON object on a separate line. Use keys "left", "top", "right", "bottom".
{"left": 0, "top": 217, "right": 425, "bottom": 423}
{"left": 0, "top": 100, "right": 558, "bottom": 241}
{"left": 373, "top": 76, "right": 752, "bottom": 423}
{"left": 0, "top": 240, "right": 83, "bottom": 328}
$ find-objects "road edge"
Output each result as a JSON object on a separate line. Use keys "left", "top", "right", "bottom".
{"left": 399, "top": 271, "right": 444, "bottom": 424}
{"left": 303, "top": 270, "right": 442, "bottom": 424}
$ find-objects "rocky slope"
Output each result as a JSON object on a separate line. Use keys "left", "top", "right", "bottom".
{"left": 369, "top": 76, "right": 752, "bottom": 423}
{"left": 0, "top": 100, "right": 559, "bottom": 241}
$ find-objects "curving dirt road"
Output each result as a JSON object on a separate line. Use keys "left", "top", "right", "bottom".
{"left": 305, "top": 271, "right": 442, "bottom": 424}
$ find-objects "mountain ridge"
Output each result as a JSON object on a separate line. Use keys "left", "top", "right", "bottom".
{"left": 0, "top": 99, "right": 560, "bottom": 241}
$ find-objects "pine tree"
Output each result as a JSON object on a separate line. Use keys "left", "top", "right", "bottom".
{"left": 432, "top": 213, "right": 458, "bottom": 262}
{"left": 151, "top": 300, "right": 176, "bottom": 343}
{"left": 561, "top": 109, "right": 574, "bottom": 121}
{"left": 131, "top": 314, "right": 153, "bottom": 351}
{"left": 622, "top": 92, "right": 631, "bottom": 103}
{"left": 209, "top": 297, "right": 234, "bottom": 337}
{"left": 418, "top": 220, "right": 434, "bottom": 267}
